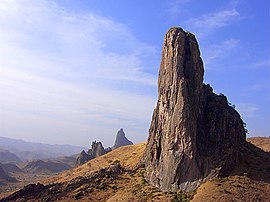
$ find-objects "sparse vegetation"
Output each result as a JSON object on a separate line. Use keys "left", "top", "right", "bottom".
{"left": 137, "top": 168, "right": 145, "bottom": 177}
{"left": 171, "top": 192, "right": 189, "bottom": 202}
{"left": 215, "top": 177, "right": 228, "bottom": 183}
{"left": 141, "top": 177, "right": 146, "bottom": 185}
{"left": 111, "top": 159, "right": 120, "bottom": 165}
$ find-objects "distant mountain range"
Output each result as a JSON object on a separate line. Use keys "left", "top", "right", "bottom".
{"left": 0, "top": 136, "right": 86, "bottom": 162}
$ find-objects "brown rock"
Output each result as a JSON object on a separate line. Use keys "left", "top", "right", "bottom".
{"left": 143, "top": 27, "right": 246, "bottom": 192}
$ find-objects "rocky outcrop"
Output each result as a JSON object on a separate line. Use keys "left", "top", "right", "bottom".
{"left": 143, "top": 27, "right": 247, "bottom": 192}
{"left": 88, "top": 141, "right": 106, "bottom": 157}
{"left": 112, "top": 128, "right": 133, "bottom": 149}
{"left": 76, "top": 150, "right": 94, "bottom": 166}
{"left": 105, "top": 147, "right": 112, "bottom": 153}
{"left": 76, "top": 141, "right": 107, "bottom": 166}
{"left": 76, "top": 129, "right": 133, "bottom": 166}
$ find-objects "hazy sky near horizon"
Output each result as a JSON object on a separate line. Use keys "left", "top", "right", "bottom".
{"left": 0, "top": 0, "right": 269, "bottom": 147}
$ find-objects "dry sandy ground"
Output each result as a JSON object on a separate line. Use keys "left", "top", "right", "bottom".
{"left": 247, "top": 137, "right": 270, "bottom": 152}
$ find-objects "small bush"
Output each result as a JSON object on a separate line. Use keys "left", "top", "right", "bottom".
{"left": 141, "top": 177, "right": 146, "bottom": 185}
{"left": 215, "top": 177, "right": 228, "bottom": 183}
{"left": 112, "top": 160, "right": 120, "bottom": 165}
{"left": 171, "top": 192, "right": 188, "bottom": 202}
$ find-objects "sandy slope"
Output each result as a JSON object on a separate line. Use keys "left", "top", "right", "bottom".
{"left": 247, "top": 137, "right": 270, "bottom": 152}
{"left": 43, "top": 142, "right": 146, "bottom": 184}
{"left": 1, "top": 138, "right": 270, "bottom": 201}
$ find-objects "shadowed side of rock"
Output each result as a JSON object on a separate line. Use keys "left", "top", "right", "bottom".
{"left": 76, "top": 150, "right": 94, "bottom": 166}
{"left": 143, "top": 27, "right": 247, "bottom": 192}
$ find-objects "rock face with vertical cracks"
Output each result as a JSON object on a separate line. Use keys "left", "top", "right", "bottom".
{"left": 143, "top": 27, "right": 246, "bottom": 192}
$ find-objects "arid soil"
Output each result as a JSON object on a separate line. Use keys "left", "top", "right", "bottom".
{"left": 247, "top": 137, "right": 270, "bottom": 152}
{"left": 1, "top": 139, "right": 269, "bottom": 201}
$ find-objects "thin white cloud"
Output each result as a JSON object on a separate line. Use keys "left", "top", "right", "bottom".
{"left": 236, "top": 103, "right": 260, "bottom": 118}
{"left": 166, "top": 0, "right": 191, "bottom": 19}
{"left": 202, "top": 39, "right": 239, "bottom": 67}
{"left": 0, "top": 0, "right": 157, "bottom": 146}
{"left": 185, "top": 9, "right": 241, "bottom": 37}
{"left": 250, "top": 59, "right": 270, "bottom": 69}
{"left": 0, "top": 0, "right": 157, "bottom": 85}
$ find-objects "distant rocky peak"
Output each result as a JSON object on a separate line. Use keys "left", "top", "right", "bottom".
{"left": 88, "top": 141, "right": 106, "bottom": 157}
{"left": 76, "top": 141, "right": 107, "bottom": 166}
{"left": 112, "top": 128, "right": 133, "bottom": 149}
{"left": 117, "top": 128, "right": 125, "bottom": 137}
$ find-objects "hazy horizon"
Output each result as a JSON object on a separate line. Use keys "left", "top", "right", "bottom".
{"left": 0, "top": 0, "right": 269, "bottom": 147}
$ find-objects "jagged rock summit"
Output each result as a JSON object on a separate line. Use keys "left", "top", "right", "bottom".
{"left": 112, "top": 128, "right": 133, "bottom": 149}
{"left": 76, "top": 141, "right": 107, "bottom": 166}
{"left": 144, "top": 27, "right": 247, "bottom": 192}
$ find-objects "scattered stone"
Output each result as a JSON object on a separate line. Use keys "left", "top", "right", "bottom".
{"left": 1, "top": 164, "right": 126, "bottom": 201}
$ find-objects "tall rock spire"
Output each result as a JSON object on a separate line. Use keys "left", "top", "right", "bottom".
{"left": 112, "top": 128, "right": 133, "bottom": 149}
{"left": 144, "top": 27, "right": 246, "bottom": 191}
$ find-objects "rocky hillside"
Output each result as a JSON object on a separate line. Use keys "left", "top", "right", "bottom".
{"left": 47, "top": 143, "right": 146, "bottom": 184}
{"left": 0, "top": 163, "right": 22, "bottom": 174}
{"left": 1, "top": 141, "right": 270, "bottom": 201}
{"left": 112, "top": 128, "right": 133, "bottom": 149}
{"left": 22, "top": 159, "right": 71, "bottom": 174}
{"left": 0, "top": 143, "right": 151, "bottom": 201}
{"left": 0, "top": 151, "right": 22, "bottom": 164}
{"left": 0, "top": 166, "right": 17, "bottom": 185}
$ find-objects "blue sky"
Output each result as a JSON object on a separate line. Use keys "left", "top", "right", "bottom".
{"left": 0, "top": 0, "right": 269, "bottom": 147}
